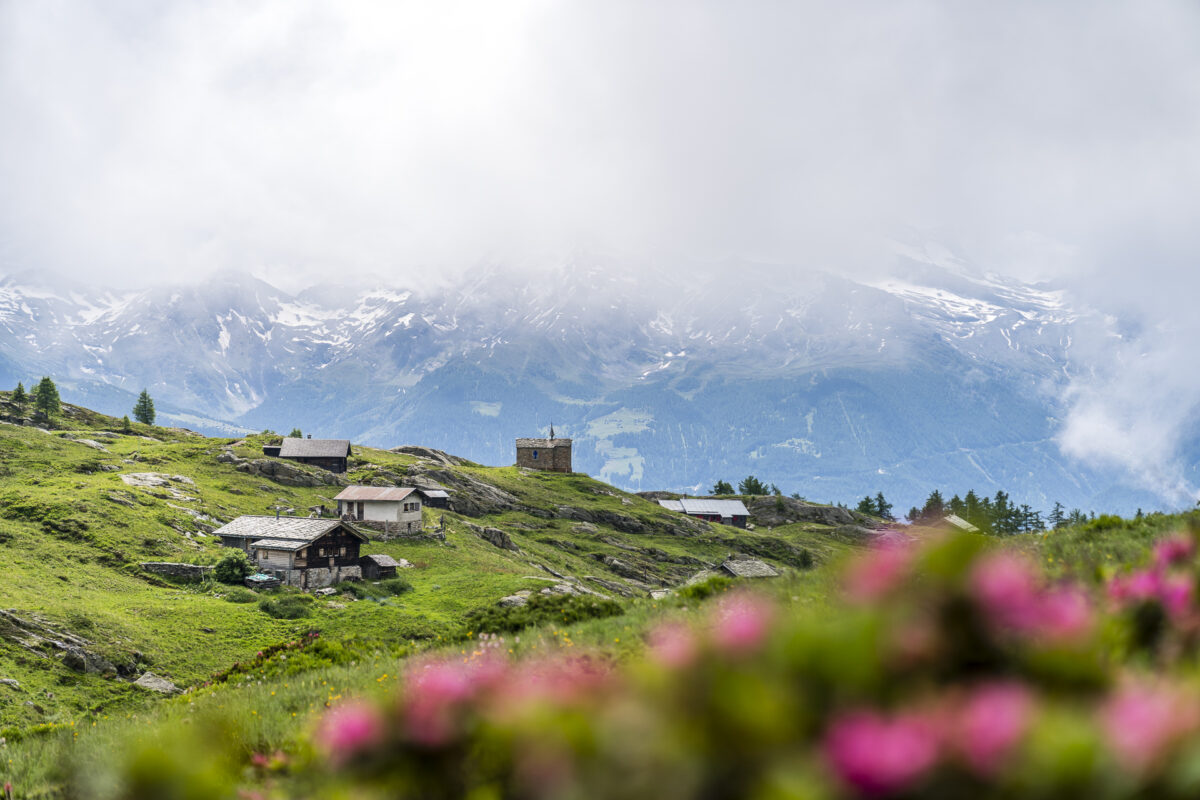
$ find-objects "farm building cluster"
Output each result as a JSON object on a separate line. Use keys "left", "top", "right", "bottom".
{"left": 210, "top": 430, "right": 764, "bottom": 592}
{"left": 208, "top": 437, "right": 455, "bottom": 589}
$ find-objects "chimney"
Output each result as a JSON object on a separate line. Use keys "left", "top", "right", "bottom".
{"left": 307, "top": 434, "right": 312, "bottom": 439}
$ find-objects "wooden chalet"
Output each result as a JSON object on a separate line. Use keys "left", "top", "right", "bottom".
{"left": 266, "top": 437, "right": 352, "bottom": 473}
{"left": 214, "top": 515, "right": 368, "bottom": 588}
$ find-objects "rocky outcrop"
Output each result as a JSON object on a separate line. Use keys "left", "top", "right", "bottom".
{"left": 217, "top": 450, "right": 348, "bottom": 488}
{"left": 390, "top": 445, "right": 473, "bottom": 467}
{"left": 466, "top": 523, "right": 520, "bottom": 552}
{"left": 745, "top": 496, "right": 879, "bottom": 529}
{"left": 413, "top": 467, "right": 522, "bottom": 516}
{"left": 63, "top": 646, "right": 116, "bottom": 675}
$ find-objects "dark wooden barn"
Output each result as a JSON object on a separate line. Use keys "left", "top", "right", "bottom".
{"left": 267, "top": 437, "right": 352, "bottom": 473}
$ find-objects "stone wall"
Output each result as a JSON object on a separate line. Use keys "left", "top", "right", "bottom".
{"left": 280, "top": 565, "right": 362, "bottom": 589}
{"left": 140, "top": 562, "right": 213, "bottom": 580}
{"left": 515, "top": 440, "right": 572, "bottom": 473}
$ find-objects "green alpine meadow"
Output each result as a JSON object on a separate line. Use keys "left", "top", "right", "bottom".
{"left": 1, "top": 390, "right": 1200, "bottom": 798}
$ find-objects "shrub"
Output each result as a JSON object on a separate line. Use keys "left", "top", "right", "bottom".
{"left": 222, "top": 587, "right": 258, "bottom": 604}
{"left": 259, "top": 593, "right": 314, "bottom": 619}
{"left": 213, "top": 550, "right": 253, "bottom": 584}
{"left": 380, "top": 577, "right": 413, "bottom": 596}
{"left": 464, "top": 592, "right": 624, "bottom": 635}
{"left": 676, "top": 575, "right": 734, "bottom": 602}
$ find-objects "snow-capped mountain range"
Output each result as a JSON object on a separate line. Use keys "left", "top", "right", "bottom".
{"left": 0, "top": 247, "right": 1174, "bottom": 513}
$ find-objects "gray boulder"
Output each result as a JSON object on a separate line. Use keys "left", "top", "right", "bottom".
{"left": 63, "top": 647, "right": 116, "bottom": 675}
{"left": 134, "top": 672, "right": 179, "bottom": 694}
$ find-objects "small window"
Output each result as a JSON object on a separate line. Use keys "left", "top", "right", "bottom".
{"left": 339, "top": 546, "right": 346, "bottom": 556}
{"left": 532, "top": 450, "right": 539, "bottom": 460}
{"left": 318, "top": 547, "right": 325, "bottom": 556}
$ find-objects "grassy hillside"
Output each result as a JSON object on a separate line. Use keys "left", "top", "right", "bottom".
{"left": 0, "top": 394, "right": 862, "bottom": 731}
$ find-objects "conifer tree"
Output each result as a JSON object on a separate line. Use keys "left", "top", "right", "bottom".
{"left": 32, "top": 376, "right": 60, "bottom": 419}
{"left": 121, "top": 415, "right": 133, "bottom": 434}
{"left": 856, "top": 496, "right": 877, "bottom": 516}
{"left": 738, "top": 476, "right": 768, "bottom": 495}
{"left": 11, "top": 381, "right": 26, "bottom": 409}
{"left": 874, "top": 492, "right": 893, "bottom": 521}
{"left": 1048, "top": 502, "right": 1065, "bottom": 530}
{"left": 288, "top": 428, "right": 303, "bottom": 438}
{"left": 133, "top": 389, "right": 156, "bottom": 425}
{"left": 711, "top": 480, "right": 734, "bottom": 495}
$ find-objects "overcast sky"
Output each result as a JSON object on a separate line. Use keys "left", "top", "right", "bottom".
{"left": 3, "top": 1, "right": 1200, "bottom": 500}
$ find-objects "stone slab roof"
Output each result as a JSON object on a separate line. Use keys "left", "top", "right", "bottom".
{"left": 515, "top": 438, "right": 572, "bottom": 448}
{"left": 334, "top": 486, "right": 415, "bottom": 502}
{"left": 658, "top": 499, "right": 750, "bottom": 517}
{"left": 250, "top": 538, "right": 310, "bottom": 551}
{"left": 720, "top": 558, "right": 779, "bottom": 578}
{"left": 362, "top": 553, "right": 400, "bottom": 567}
{"left": 214, "top": 516, "right": 367, "bottom": 544}
{"left": 418, "top": 489, "right": 450, "bottom": 499}
{"left": 278, "top": 438, "right": 352, "bottom": 458}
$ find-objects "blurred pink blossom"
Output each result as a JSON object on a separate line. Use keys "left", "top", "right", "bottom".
{"left": 710, "top": 593, "right": 774, "bottom": 654}
{"left": 971, "top": 553, "right": 1041, "bottom": 632}
{"left": 972, "top": 553, "right": 1093, "bottom": 641}
{"left": 845, "top": 545, "right": 914, "bottom": 603}
{"left": 955, "top": 683, "right": 1032, "bottom": 775}
{"left": 1154, "top": 534, "right": 1195, "bottom": 570}
{"left": 647, "top": 621, "right": 698, "bottom": 669}
{"left": 1160, "top": 575, "right": 1194, "bottom": 618}
{"left": 317, "top": 702, "right": 384, "bottom": 765}
{"left": 1038, "top": 587, "right": 1094, "bottom": 641}
{"left": 824, "top": 710, "right": 941, "bottom": 796}
{"left": 1102, "top": 684, "right": 1199, "bottom": 771}
{"left": 403, "top": 660, "right": 492, "bottom": 747}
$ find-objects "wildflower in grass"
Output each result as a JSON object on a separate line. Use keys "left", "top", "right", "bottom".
{"left": 1160, "top": 575, "right": 1194, "bottom": 618}
{"left": 317, "top": 702, "right": 384, "bottom": 766}
{"left": 823, "top": 709, "right": 940, "bottom": 797}
{"left": 954, "top": 683, "right": 1032, "bottom": 775}
{"left": 403, "top": 658, "right": 502, "bottom": 747}
{"left": 844, "top": 544, "right": 914, "bottom": 603}
{"left": 1037, "top": 586, "right": 1094, "bottom": 641}
{"left": 710, "top": 592, "right": 774, "bottom": 654}
{"left": 1154, "top": 534, "right": 1195, "bottom": 570}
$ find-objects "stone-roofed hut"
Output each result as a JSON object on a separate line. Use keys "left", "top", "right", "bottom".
{"left": 267, "top": 437, "right": 352, "bottom": 473}
{"left": 515, "top": 431, "right": 572, "bottom": 473}
{"left": 720, "top": 557, "right": 779, "bottom": 578}
{"left": 214, "top": 516, "right": 368, "bottom": 589}
{"left": 360, "top": 553, "right": 400, "bottom": 580}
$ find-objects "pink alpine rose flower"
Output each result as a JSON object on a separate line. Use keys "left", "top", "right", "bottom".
{"left": 845, "top": 544, "right": 915, "bottom": 603}
{"left": 1102, "top": 683, "right": 1199, "bottom": 771}
{"left": 970, "top": 553, "right": 1041, "bottom": 633}
{"left": 710, "top": 593, "right": 774, "bottom": 654}
{"left": 955, "top": 683, "right": 1032, "bottom": 775}
{"left": 824, "top": 710, "right": 941, "bottom": 797}
{"left": 317, "top": 701, "right": 384, "bottom": 766}
{"left": 647, "top": 621, "right": 698, "bottom": 669}
{"left": 1154, "top": 534, "right": 1195, "bottom": 570}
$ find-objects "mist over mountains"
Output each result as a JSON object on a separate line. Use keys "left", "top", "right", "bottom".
{"left": 0, "top": 248, "right": 1187, "bottom": 514}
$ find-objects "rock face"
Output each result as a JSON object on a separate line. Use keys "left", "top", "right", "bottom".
{"left": 466, "top": 524, "right": 520, "bottom": 552}
{"left": 238, "top": 458, "right": 348, "bottom": 488}
{"left": 63, "top": 646, "right": 115, "bottom": 675}
{"left": 414, "top": 467, "right": 522, "bottom": 516}
{"left": 134, "top": 672, "right": 179, "bottom": 694}
{"left": 745, "top": 496, "right": 877, "bottom": 529}
{"left": 390, "top": 445, "right": 472, "bottom": 467}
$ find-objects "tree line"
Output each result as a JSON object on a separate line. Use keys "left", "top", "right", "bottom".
{"left": 858, "top": 488, "right": 1094, "bottom": 535}
{"left": 7, "top": 377, "right": 156, "bottom": 426}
